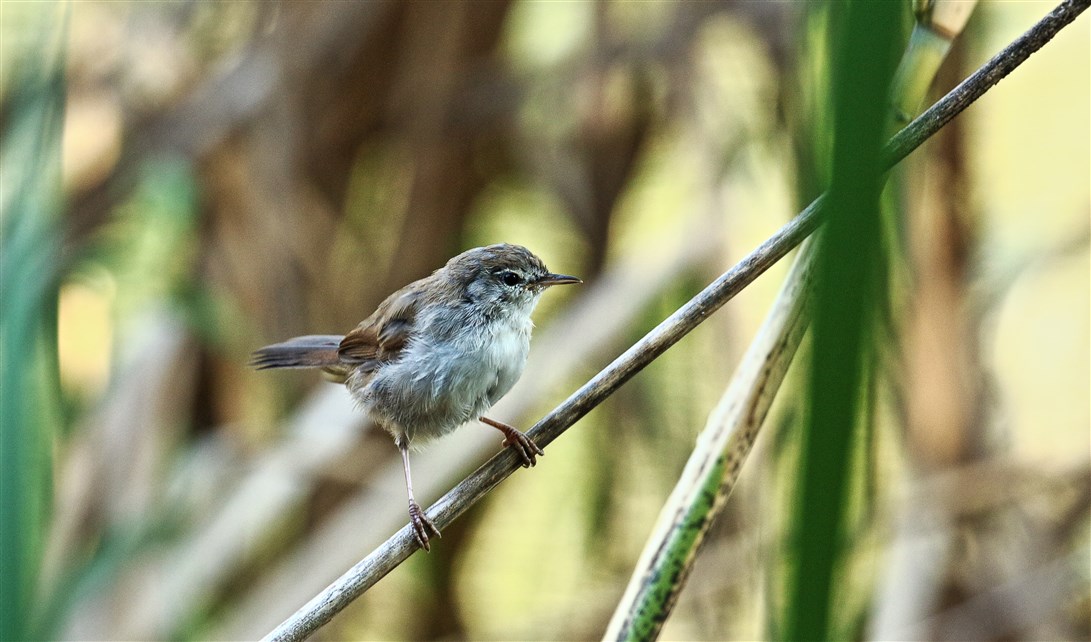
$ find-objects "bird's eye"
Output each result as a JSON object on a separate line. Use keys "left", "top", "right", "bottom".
{"left": 499, "top": 271, "right": 522, "bottom": 287}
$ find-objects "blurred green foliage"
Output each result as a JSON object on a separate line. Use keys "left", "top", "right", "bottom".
{"left": 0, "top": 7, "right": 67, "bottom": 640}
{"left": 784, "top": 1, "right": 903, "bottom": 639}
{"left": 785, "top": 2, "right": 903, "bottom": 637}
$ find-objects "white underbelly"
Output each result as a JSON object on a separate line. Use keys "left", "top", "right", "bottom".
{"left": 362, "top": 322, "right": 530, "bottom": 444}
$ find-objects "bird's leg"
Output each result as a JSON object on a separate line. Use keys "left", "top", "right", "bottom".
{"left": 398, "top": 439, "right": 440, "bottom": 551}
{"left": 480, "top": 416, "right": 544, "bottom": 467}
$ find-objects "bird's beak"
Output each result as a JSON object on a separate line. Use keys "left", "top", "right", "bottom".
{"left": 536, "top": 273, "right": 582, "bottom": 287}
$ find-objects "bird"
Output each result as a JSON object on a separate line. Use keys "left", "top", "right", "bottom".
{"left": 251, "top": 243, "right": 581, "bottom": 550}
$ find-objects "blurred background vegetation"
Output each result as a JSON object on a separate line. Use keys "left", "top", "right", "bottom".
{"left": 1, "top": 1, "right": 1087, "bottom": 640}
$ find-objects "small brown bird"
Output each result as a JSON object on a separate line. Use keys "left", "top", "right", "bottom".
{"left": 252, "top": 244, "right": 580, "bottom": 550}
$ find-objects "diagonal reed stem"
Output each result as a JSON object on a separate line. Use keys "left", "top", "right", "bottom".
{"left": 264, "top": 2, "right": 1090, "bottom": 639}
{"left": 605, "top": 239, "right": 816, "bottom": 641}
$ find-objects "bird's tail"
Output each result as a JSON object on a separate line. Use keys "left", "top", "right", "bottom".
{"left": 250, "top": 335, "right": 345, "bottom": 370}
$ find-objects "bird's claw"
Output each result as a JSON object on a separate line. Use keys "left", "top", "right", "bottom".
{"left": 502, "top": 429, "right": 544, "bottom": 468}
{"left": 408, "top": 501, "right": 441, "bottom": 551}
{"left": 481, "top": 417, "right": 545, "bottom": 468}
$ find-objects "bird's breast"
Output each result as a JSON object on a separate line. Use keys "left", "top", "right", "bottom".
{"left": 427, "top": 315, "right": 531, "bottom": 406}
{"left": 360, "top": 312, "right": 533, "bottom": 443}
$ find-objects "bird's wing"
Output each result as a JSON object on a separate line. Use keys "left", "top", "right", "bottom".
{"left": 337, "top": 284, "right": 421, "bottom": 367}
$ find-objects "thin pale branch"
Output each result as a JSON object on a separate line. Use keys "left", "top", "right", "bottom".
{"left": 264, "top": 2, "right": 1090, "bottom": 640}
{"left": 882, "top": 0, "right": 1090, "bottom": 168}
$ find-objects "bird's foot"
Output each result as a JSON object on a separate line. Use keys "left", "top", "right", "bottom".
{"left": 505, "top": 430, "right": 544, "bottom": 467}
{"left": 480, "top": 417, "right": 544, "bottom": 467}
{"left": 408, "top": 501, "right": 441, "bottom": 551}
{"left": 500, "top": 425, "right": 544, "bottom": 467}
